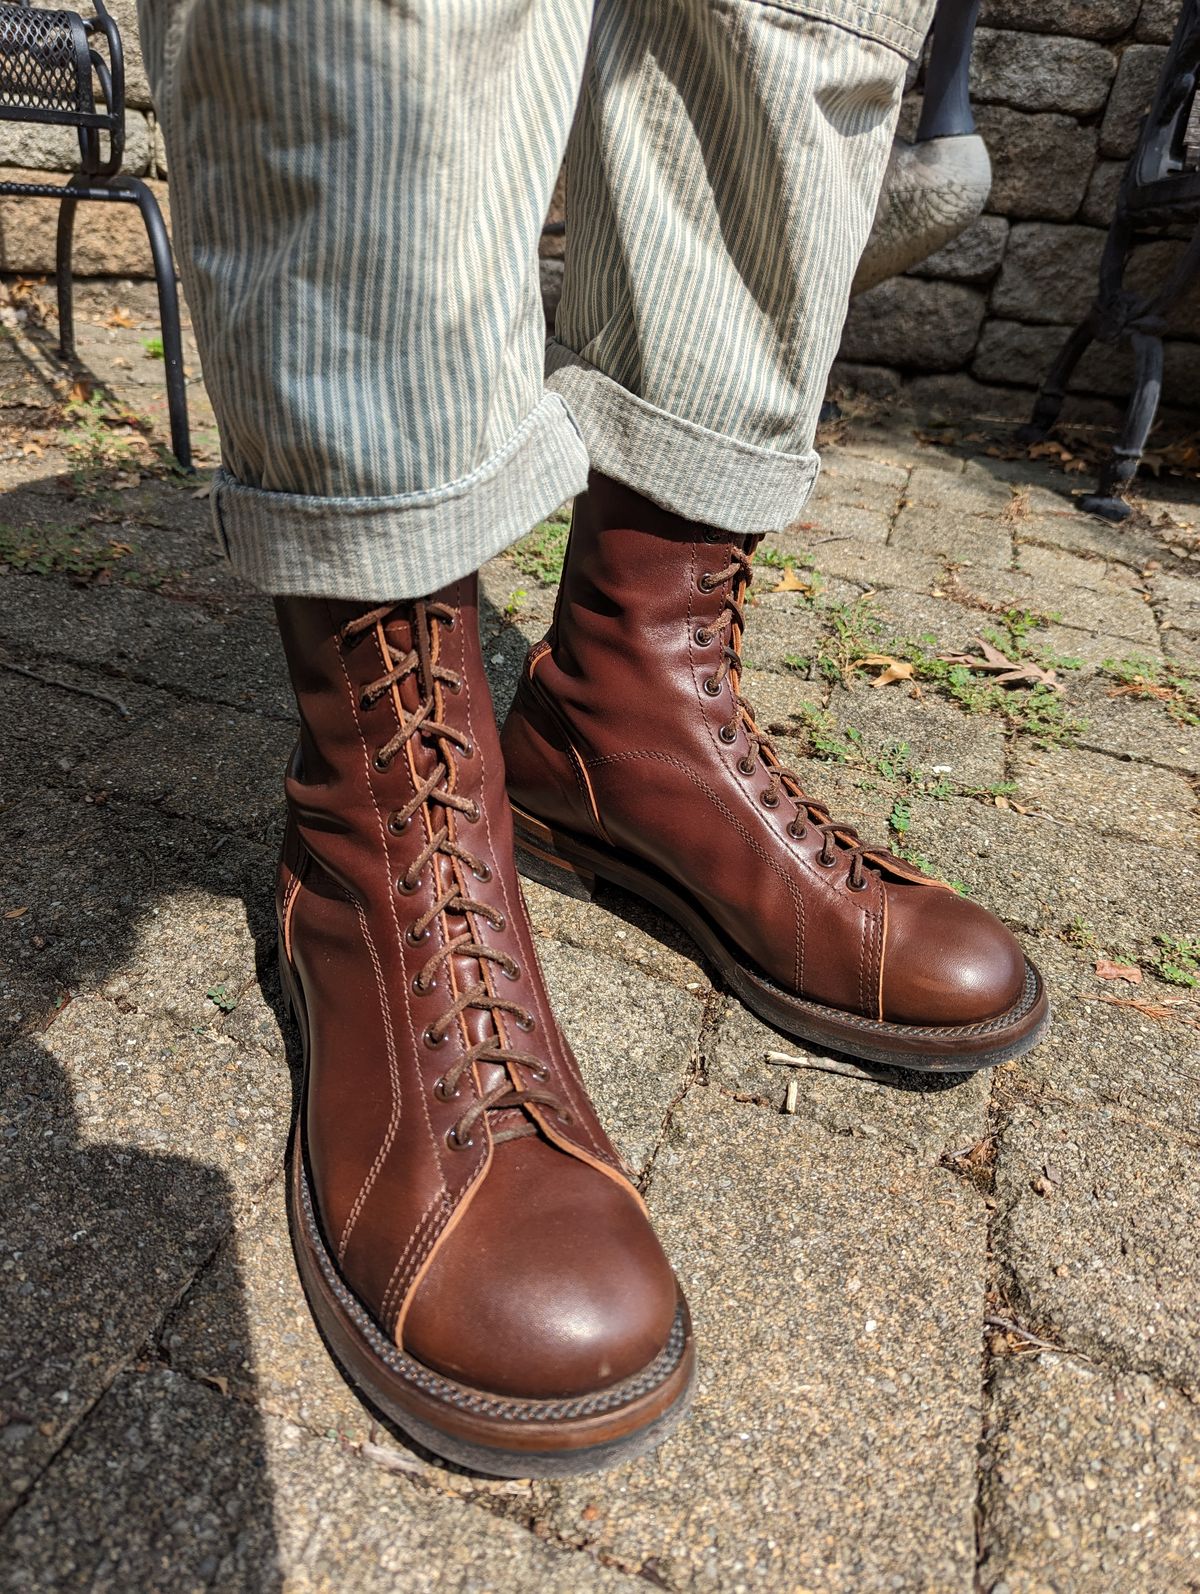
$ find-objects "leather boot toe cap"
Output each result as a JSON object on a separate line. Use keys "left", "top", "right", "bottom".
{"left": 401, "top": 1136, "right": 679, "bottom": 1401}
{"left": 880, "top": 883, "right": 1027, "bottom": 1027}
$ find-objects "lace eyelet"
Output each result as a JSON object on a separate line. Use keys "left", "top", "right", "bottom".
{"left": 424, "top": 1026, "right": 446, "bottom": 1048}
{"left": 463, "top": 803, "right": 480, "bottom": 824}
{"left": 387, "top": 812, "right": 410, "bottom": 835}
{"left": 698, "top": 573, "right": 717, "bottom": 593}
{"left": 817, "top": 850, "right": 837, "bottom": 869}
{"left": 359, "top": 693, "right": 376, "bottom": 713}
{"left": 761, "top": 791, "right": 780, "bottom": 809}
{"left": 396, "top": 874, "right": 420, "bottom": 896}
{"left": 405, "top": 923, "right": 429, "bottom": 945}
{"left": 447, "top": 1126, "right": 473, "bottom": 1151}
{"left": 556, "top": 1110, "right": 573, "bottom": 1127}
{"left": 460, "top": 740, "right": 474, "bottom": 760}
{"left": 737, "top": 757, "right": 756, "bottom": 776}
{"left": 473, "top": 862, "right": 492, "bottom": 883}
{"left": 373, "top": 753, "right": 390, "bottom": 773}
{"left": 788, "top": 821, "right": 808, "bottom": 841}
{"left": 501, "top": 960, "right": 520, "bottom": 982}
{"left": 491, "top": 912, "right": 506, "bottom": 932}
{"left": 515, "top": 1013, "right": 535, "bottom": 1033}
{"left": 446, "top": 676, "right": 462, "bottom": 694}
{"left": 702, "top": 678, "right": 721, "bottom": 697}
{"left": 847, "top": 875, "right": 868, "bottom": 892}
{"left": 718, "top": 724, "right": 737, "bottom": 745}
{"left": 694, "top": 627, "right": 713, "bottom": 647}
{"left": 526, "top": 1063, "right": 548, "bottom": 1081}
{"left": 443, "top": 613, "right": 456, "bottom": 631}
{"left": 413, "top": 972, "right": 436, "bottom": 994}
{"left": 433, "top": 1076, "right": 460, "bottom": 1102}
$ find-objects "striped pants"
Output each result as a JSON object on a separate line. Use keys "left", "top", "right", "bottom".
{"left": 139, "top": 0, "right": 933, "bottom": 599}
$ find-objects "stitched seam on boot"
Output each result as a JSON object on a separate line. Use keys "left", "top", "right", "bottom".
{"left": 525, "top": 656, "right": 615, "bottom": 847}
{"left": 328, "top": 599, "right": 449, "bottom": 1200}
{"left": 687, "top": 535, "right": 806, "bottom": 990}
{"left": 336, "top": 899, "right": 404, "bottom": 1263}
{"left": 469, "top": 680, "right": 616, "bottom": 1169}
{"left": 380, "top": 1194, "right": 450, "bottom": 1331}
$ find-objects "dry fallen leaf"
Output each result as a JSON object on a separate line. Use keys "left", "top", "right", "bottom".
{"left": 772, "top": 568, "right": 814, "bottom": 595}
{"left": 105, "top": 306, "right": 137, "bottom": 328}
{"left": 1098, "top": 993, "right": 1199, "bottom": 1028}
{"left": 3, "top": 906, "right": 28, "bottom": 919}
{"left": 1094, "top": 959, "right": 1142, "bottom": 985}
{"left": 938, "top": 637, "right": 1062, "bottom": 692}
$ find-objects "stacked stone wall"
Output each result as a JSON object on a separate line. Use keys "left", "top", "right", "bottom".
{"left": 840, "top": 0, "right": 1199, "bottom": 406}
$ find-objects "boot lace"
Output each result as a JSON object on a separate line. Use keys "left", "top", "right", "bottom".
{"left": 341, "top": 601, "right": 567, "bottom": 1148}
{"left": 698, "top": 549, "right": 879, "bottom": 893}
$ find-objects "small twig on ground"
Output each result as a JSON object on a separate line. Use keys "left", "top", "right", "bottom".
{"left": 984, "top": 1315, "right": 1068, "bottom": 1355}
{"left": 0, "top": 660, "right": 131, "bottom": 719}
{"left": 766, "top": 1049, "right": 885, "bottom": 1084}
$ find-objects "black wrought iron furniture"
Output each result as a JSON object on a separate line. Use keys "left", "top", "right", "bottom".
{"left": 1019, "top": 0, "right": 1200, "bottom": 520}
{"left": 0, "top": 0, "right": 191, "bottom": 467}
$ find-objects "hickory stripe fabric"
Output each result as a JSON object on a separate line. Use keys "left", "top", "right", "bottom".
{"left": 139, "top": 0, "right": 933, "bottom": 600}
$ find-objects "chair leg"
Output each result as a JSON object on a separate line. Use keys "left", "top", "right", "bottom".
{"left": 1015, "top": 310, "right": 1099, "bottom": 444}
{"left": 113, "top": 176, "right": 192, "bottom": 471}
{"left": 55, "top": 178, "right": 85, "bottom": 361}
{"left": 1079, "top": 330, "right": 1163, "bottom": 522}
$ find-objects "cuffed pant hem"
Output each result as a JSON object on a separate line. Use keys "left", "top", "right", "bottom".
{"left": 546, "top": 343, "right": 821, "bottom": 535}
{"left": 210, "top": 393, "right": 590, "bottom": 599}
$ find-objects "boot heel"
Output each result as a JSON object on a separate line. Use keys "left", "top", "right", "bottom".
{"left": 515, "top": 842, "right": 599, "bottom": 902}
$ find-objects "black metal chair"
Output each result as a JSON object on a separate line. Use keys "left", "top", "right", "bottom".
{"left": 0, "top": 0, "right": 191, "bottom": 467}
{"left": 1018, "top": 0, "right": 1200, "bottom": 521}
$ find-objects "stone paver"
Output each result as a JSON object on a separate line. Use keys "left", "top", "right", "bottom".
{"left": 1, "top": 281, "right": 1198, "bottom": 1589}
{"left": 978, "top": 1356, "right": 1200, "bottom": 1594}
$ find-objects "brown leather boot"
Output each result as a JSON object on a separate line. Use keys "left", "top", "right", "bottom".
{"left": 274, "top": 580, "right": 693, "bottom": 1476}
{"left": 501, "top": 474, "right": 1049, "bottom": 1072}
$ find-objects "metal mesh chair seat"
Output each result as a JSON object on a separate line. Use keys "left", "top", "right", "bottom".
{"left": 0, "top": 7, "right": 102, "bottom": 126}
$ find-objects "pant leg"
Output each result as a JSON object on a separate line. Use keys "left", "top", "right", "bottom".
{"left": 137, "top": 0, "right": 593, "bottom": 598}
{"left": 548, "top": 0, "right": 934, "bottom": 534}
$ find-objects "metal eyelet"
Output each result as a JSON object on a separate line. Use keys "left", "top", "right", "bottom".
{"left": 702, "top": 678, "right": 721, "bottom": 697}
{"left": 424, "top": 1026, "right": 446, "bottom": 1048}
{"left": 387, "top": 812, "right": 410, "bottom": 835}
{"left": 463, "top": 803, "right": 480, "bottom": 823}
{"left": 556, "top": 1110, "right": 573, "bottom": 1127}
{"left": 396, "top": 874, "right": 420, "bottom": 896}
{"left": 761, "top": 791, "right": 780, "bottom": 809}
{"left": 405, "top": 923, "right": 429, "bottom": 945}
{"left": 694, "top": 627, "right": 713, "bottom": 647}
{"left": 737, "top": 757, "right": 756, "bottom": 776}
{"left": 473, "top": 862, "right": 492, "bottom": 883}
{"left": 788, "top": 821, "right": 808, "bottom": 841}
{"left": 446, "top": 677, "right": 462, "bottom": 694}
{"left": 501, "top": 960, "right": 520, "bottom": 982}
{"left": 359, "top": 693, "right": 376, "bottom": 713}
{"left": 515, "top": 1012, "right": 535, "bottom": 1032}
{"left": 433, "top": 1076, "right": 460, "bottom": 1102}
{"left": 718, "top": 724, "right": 737, "bottom": 745}
{"left": 373, "top": 753, "right": 390, "bottom": 772}
{"left": 413, "top": 972, "right": 436, "bottom": 994}
{"left": 847, "top": 874, "right": 868, "bottom": 892}
{"left": 491, "top": 913, "right": 506, "bottom": 932}
{"left": 447, "top": 1126, "right": 473, "bottom": 1151}
{"left": 816, "top": 850, "right": 837, "bottom": 868}
{"left": 526, "top": 1063, "right": 548, "bottom": 1081}
{"left": 698, "top": 573, "right": 717, "bottom": 593}
{"left": 443, "top": 613, "right": 456, "bottom": 631}
{"left": 460, "top": 740, "right": 474, "bottom": 760}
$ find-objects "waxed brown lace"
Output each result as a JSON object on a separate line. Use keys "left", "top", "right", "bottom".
{"left": 698, "top": 550, "right": 881, "bottom": 893}
{"left": 341, "top": 601, "right": 568, "bottom": 1147}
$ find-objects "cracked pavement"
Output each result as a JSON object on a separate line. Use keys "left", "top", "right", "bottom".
{"left": 1, "top": 282, "right": 1198, "bottom": 1592}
